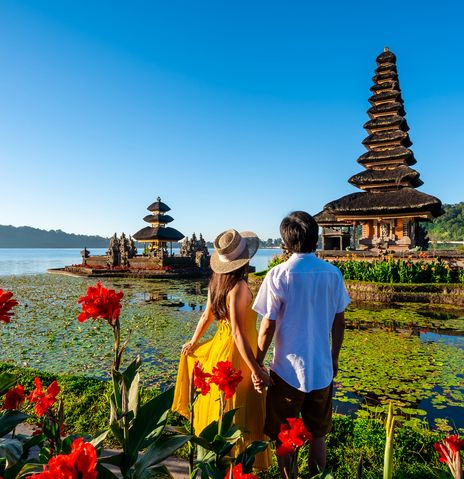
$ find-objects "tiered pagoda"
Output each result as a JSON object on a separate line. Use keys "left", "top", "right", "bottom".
{"left": 316, "top": 48, "right": 443, "bottom": 251}
{"left": 133, "top": 197, "right": 184, "bottom": 252}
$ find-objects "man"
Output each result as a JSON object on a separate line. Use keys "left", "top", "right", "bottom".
{"left": 252, "top": 211, "right": 350, "bottom": 478}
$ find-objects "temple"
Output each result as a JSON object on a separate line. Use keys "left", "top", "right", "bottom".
{"left": 57, "top": 196, "right": 211, "bottom": 278}
{"left": 316, "top": 48, "right": 443, "bottom": 251}
{"left": 133, "top": 197, "right": 184, "bottom": 254}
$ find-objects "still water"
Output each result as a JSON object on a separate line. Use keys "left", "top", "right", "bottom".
{"left": 0, "top": 248, "right": 281, "bottom": 276}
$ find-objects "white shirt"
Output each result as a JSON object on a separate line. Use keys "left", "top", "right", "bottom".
{"left": 253, "top": 253, "right": 350, "bottom": 393}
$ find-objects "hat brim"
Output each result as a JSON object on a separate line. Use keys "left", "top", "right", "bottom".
{"left": 210, "top": 231, "right": 259, "bottom": 274}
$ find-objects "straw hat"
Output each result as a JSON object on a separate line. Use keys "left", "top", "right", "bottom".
{"left": 210, "top": 229, "right": 259, "bottom": 274}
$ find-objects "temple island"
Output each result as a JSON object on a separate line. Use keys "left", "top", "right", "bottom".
{"left": 55, "top": 197, "right": 211, "bottom": 278}
{"left": 315, "top": 48, "right": 443, "bottom": 252}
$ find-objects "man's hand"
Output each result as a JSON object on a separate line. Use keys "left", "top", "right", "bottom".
{"left": 252, "top": 366, "right": 273, "bottom": 393}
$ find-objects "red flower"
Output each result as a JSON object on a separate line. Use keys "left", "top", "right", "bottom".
{"left": 77, "top": 282, "right": 124, "bottom": 326}
{"left": 276, "top": 418, "right": 312, "bottom": 457}
{"left": 434, "top": 434, "right": 464, "bottom": 462}
{"left": 28, "top": 377, "right": 60, "bottom": 417}
{"left": 193, "top": 361, "right": 211, "bottom": 396}
{"left": 2, "top": 384, "right": 25, "bottom": 410}
{"left": 225, "top": 463, "right": 258, "bottom": 479}
{"left": 31, "top": 437, "right": 97, "bottom": 479}
{"left": 210, "top": 361, "right": 243, "bottom": 399}
{"left": 0, "top": 289, "right": 18, "bottom": 324}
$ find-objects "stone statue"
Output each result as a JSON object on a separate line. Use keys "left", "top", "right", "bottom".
{"left": 128, "top": 236, "right": 137, "bottom": 258}
{"left": 119, "top": 232, "right": 130, "bottom": 267}
{"left": 106, "top": 233, "right": 120, "bottom": 267}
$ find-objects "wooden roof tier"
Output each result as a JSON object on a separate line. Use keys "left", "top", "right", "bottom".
{"left": 322, "top": 188, "right": 442, "bottom": 218}
{"left": 147, "top": 197, "right": 171, "bottom": 213}
{"left": 348, "top": 165, "right": 423, "bottom": 190}
{"left": 143, "top": 214, "right": 174, "bottom": 224}
{"left": 133, "top": 226, "right": 185, "bottom": 242}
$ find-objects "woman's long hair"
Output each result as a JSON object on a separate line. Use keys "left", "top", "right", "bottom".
{"left": 209, "top": 264, "right": 248, "bottom": 320}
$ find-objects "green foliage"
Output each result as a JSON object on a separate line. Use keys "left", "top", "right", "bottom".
{"left": 267, "top": 254, "right": 286, "bottom": 270}
{"left": 425, "top": 202, "right": 464, "bottom": 241}
{"left": 334, "top": 256, "right": 462, "bottom": 284}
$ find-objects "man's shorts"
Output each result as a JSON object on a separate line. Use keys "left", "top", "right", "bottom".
{"left": 264, "top": 370, "right": 333, "bottom": 440}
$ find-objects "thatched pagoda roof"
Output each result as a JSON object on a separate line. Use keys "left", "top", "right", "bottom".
{"left": 147, "top": 197, "right": 171, "bottom": 213}
{"left": 133, "top": 226, "right": 185, "bottom": 242}
{"left": 323, "top": 188, "right": 443, "bottom": 217}
{"left": 376, "top": 49, "right": 397, "bottom": 64}
{"left": 362, "top": 130, "right": 412, "bottom": 148}
{"left": 357, "top": 146, "right": 416, "bottom": 166}
{"left": 143, "top": 214, "right": 174, "bottom": 224}
{"left": 367, "top": 102, "right": 405, "bottom": 118}
{"left": 363, "top": 116, "right": 408, "bottom": 133}
{"left": 348, "top": 165, "right": 423, "bottom": 189}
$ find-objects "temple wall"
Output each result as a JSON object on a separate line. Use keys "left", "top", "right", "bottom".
{"left": 164, "top": 257, "right": 195, "bottom": 268}
{"left": 84, "top": 256, "right": 107, "bottom": 268}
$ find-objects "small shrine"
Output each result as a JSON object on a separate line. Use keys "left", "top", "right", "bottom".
{"left": 315, "top": 48, "right": 443, "bottom": 251}
{"left": 59, "top": 196, "right": 210, "bottom": 278}
{"left": 133, "top": 197, "right": 184, "bottom": 255}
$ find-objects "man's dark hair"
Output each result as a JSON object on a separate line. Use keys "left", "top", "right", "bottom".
{"left": 280, "top": 211, "right": 319, "bottom": 253}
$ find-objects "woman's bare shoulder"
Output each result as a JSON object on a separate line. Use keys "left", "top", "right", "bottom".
{"left": 229, "top": 280, "right": 251, "bottom": 301}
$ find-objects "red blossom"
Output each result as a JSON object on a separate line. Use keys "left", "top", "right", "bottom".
{"left": 30, "top": 437, "right": 97, "bottom": 479}
{"left": 276, "top": 418, "right": 312, "bottom": 457}
{"left": 2, "top": 384, "right": 25, "bottom": 410}
{"left": 77, "top": 282, "right": 124, "bottom": 326}
{"left": 28, "top": 377, "right": 60, "bottom": 417}
{"left": 0, "top": 289, "right": 18, "bottom": 324}
{"left": 210, "top": 361, "right": 243, "bottom": 400}
{"left": 193, "top": 361, "right": 211, "bottom": 396}
{"left": 225, "top": 463, "right": 258, "bottom": 479}
{"left": 434, "top": 435, "right": 463, "bottom": 478}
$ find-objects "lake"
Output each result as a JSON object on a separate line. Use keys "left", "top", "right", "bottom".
{"left": 0, "top": 247, "right": 281, "bottom": 276}
{"left": 0, "top": 250, "right": 463, "bottom": 430}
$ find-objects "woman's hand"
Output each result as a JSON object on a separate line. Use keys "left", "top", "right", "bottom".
{"left": 181, "top": 341, "right": 195, "bottom": 356}
{"left": 252, "top": 366, "right": 273, "bottom": 393}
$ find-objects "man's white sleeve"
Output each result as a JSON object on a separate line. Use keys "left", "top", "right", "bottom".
{"left": 252, "top": 269, "right": 282, "bottom": 321}
{"left": 336, "top": 271, "right": 351, "bottom": 313}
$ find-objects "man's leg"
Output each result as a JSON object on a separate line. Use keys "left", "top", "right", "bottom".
{"left": 309, "top": 436, "right": 327, "bottom": 476}
{"left": 264, "top": 372, "right": 304, "bottom": 479}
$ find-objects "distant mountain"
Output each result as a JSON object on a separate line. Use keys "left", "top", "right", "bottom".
{"left": 0, "top": 225, "right": 109, "bottom": 248}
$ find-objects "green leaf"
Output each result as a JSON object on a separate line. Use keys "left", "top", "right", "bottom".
{"left": 96, "top": 463, "right": 121, "bottom": 479}
{"left": 99, "top": 452, "right": 124, "bottom": 467}
{"left": 235, "top": 440, "right": 269, "bottom": 472}
{"left": 90, "top": 430, "right": 110, "bottom": 449}
{"left": 127, "top": 387, "right": 174, "bottom": 460}
{"left": 0, "top": 373, "right": 16, "bottom": 396}
{"left": 0, "top": 438, "right": 23, "bottom": 469}
{"left": 16, "top": 462, "right": 44, "bottom": 478}
{"left": 133, "top": 435, "right": 191, "bottom": 475}
{"left": 134, "top": 464, "right": 174, "bottom": 479}
{"left": 0, "top": 410, "right": 28, "bottom": 437}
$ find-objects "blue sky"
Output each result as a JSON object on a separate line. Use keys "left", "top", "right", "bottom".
{"left": 1, "top": 1, "right": 463, "bottom": 240}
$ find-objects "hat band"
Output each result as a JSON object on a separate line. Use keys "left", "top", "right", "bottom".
{"left": 218, "top": 237, "right": 247, "bottom": 262}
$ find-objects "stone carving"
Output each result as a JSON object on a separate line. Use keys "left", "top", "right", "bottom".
{"left": 129, "top": 236, "right": 137, "bottom": 258}
{"left": 106, "top": 233, "right": 120, "bottom": 267}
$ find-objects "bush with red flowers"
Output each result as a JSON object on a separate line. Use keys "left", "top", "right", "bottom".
{"left": 2, "top": 385, "right": 25, "bottom": 411}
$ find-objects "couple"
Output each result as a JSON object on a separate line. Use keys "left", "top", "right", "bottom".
{"left": 172, "top": 211, "right": 350, "bottom": 477}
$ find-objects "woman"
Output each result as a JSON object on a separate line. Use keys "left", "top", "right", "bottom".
{"left": 172, "top": 229, "right": 272, "bottom": 470}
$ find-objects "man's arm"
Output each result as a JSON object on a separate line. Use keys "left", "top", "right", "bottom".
{"left": 331, "top": 312, "right": 345, "bottom": 377}
{"left": 257, "top": 314, "right": 276, "bottom": 365}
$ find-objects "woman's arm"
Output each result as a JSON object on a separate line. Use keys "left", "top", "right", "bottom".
{"left": 229, "top": 282, "right": 271, "bottom": 386}
{"left": 181, "top": 295, "right": 214, "bottom": 355}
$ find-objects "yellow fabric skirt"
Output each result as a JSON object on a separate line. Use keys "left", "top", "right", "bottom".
{"left": 172, "top": 319, "right": 271, "bottom": 471}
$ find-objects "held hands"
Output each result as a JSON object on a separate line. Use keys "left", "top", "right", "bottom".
{"left": 181, "top": 341, "right": 195, "bottom": 356}
{"left": 252, "top": 365, "right": 273, "bottom": 394}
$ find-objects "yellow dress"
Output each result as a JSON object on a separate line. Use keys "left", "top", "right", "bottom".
{"left": 172, "top": 301, "right": 271, "bottom": 471}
